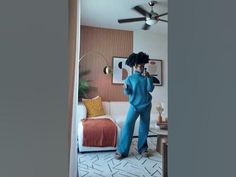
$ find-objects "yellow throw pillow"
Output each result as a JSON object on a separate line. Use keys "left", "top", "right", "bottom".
{"left": 82, "top": 96, "right": 105, "bottom": 117}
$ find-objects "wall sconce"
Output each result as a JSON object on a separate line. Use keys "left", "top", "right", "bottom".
{"left": 79, "top": 50, "right": 112, "bottom": 75}
{"left": 103, "top": 66, "right": 112, "bottom": 74}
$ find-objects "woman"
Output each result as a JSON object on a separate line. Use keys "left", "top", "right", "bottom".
{"left": 115, "top": 52, "right": 154, "bottom": 159}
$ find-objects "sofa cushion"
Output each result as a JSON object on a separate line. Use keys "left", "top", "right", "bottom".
{"left": 82, "top": 96, "right": 105, "bottom": 117}
{"left": 110, "top": 102, "right": 129, "bottom": 116}
{"left": 114, "top": 116, "right": 149, "bottom": 136}
{"left": 102, "top": 102, "right": 110, "bottom": 115}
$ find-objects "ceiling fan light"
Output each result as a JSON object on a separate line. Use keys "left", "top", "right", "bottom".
{"left": 146, "top": 19, "right": 157, "bottom": 25}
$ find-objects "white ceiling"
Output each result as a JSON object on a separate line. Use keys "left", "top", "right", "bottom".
{"left": 81, "top": 0, "right": 168, "bottom": 34}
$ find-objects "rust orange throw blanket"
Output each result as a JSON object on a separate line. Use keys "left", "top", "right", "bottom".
{"left": 82, "top": 118, "right": 117, "bottom": 147}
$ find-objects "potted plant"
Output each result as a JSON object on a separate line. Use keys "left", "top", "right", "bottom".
{"left": 78, "top": 70, "right": 98, "bottom": 101}
{"left": 78, "top": 70, "right": 90, "bottom": 100}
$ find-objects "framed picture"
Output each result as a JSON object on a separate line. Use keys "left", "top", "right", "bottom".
{"left": 146, "top": 59, "right": 163, "bottom": 86}
{"left": 112, "top": 57, "right": 132, "bottom": 84}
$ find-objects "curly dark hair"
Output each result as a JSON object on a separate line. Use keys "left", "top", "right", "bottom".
{"left": 125, "top": 52, "right": 149, "bottom": 67}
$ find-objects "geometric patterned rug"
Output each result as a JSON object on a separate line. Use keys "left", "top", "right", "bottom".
{"left": 78, "top": 137, "right": 162, "bottom": 177}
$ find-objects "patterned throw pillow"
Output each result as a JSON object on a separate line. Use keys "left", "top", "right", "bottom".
{"left": 82, "top": 96, "right": 105, "bottom": 117}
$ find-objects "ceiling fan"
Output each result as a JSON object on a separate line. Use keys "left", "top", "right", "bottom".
{"left": 118, "top": 1, "right": 168, "bottom": 30}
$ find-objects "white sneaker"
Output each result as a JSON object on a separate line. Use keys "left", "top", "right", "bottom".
{"left": 141, "top": 150, "right": 149, "bottom": 157}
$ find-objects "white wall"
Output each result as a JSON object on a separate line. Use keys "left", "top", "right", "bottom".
{"left": 133, "top": 31, "right": 168, "bottom": 117}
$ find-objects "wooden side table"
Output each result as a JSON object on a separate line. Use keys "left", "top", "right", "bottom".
{"left": 156, "top": 129, "right": 168, "bottom": 154}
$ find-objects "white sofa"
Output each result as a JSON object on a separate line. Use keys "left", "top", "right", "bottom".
{"left": 77, "top": 103, "right": 121, "bottom": 152}
{"left": 77, "top": 101, "right": 160, "bottom": 152}
{"left": 100, "top": 101, "right": 160, "bottom": 136}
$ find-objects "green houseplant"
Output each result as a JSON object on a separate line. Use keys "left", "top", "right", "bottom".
{"left": 79, "top": 79, "right": 89, "bottom": 98}
{"left": 79, "top": 70, "right": 90, "bottom": 100}
{"left": 78, "top": 70, "right": 98, "bottom": 100}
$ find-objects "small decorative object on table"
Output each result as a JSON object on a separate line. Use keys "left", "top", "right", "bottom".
{"left": 156, "top": 103, "right": 164, "bottom": 123}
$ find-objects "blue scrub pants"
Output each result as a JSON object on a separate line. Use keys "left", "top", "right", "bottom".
{"left": 117, "top": 104, "right": 151, "bottom": 156}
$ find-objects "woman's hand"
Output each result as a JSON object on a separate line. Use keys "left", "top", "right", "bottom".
{"left": 144, "top": 71, "right": 150, "bottom": 77}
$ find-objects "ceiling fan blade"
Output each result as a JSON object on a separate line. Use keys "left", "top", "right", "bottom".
{"left": 133, "top": 5, "right": 151, "bottom": 17}
{"left": 159, "top": 19, "right": 168, "bottom": 22}
{"left": 142, "top": 23, "right": 151, "bottom": 30}
{"left": 118, "top": 17, "right": 146, "bottom": 23}
{"left": 158, "top": 12, "right": 168, "bottom": 17}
